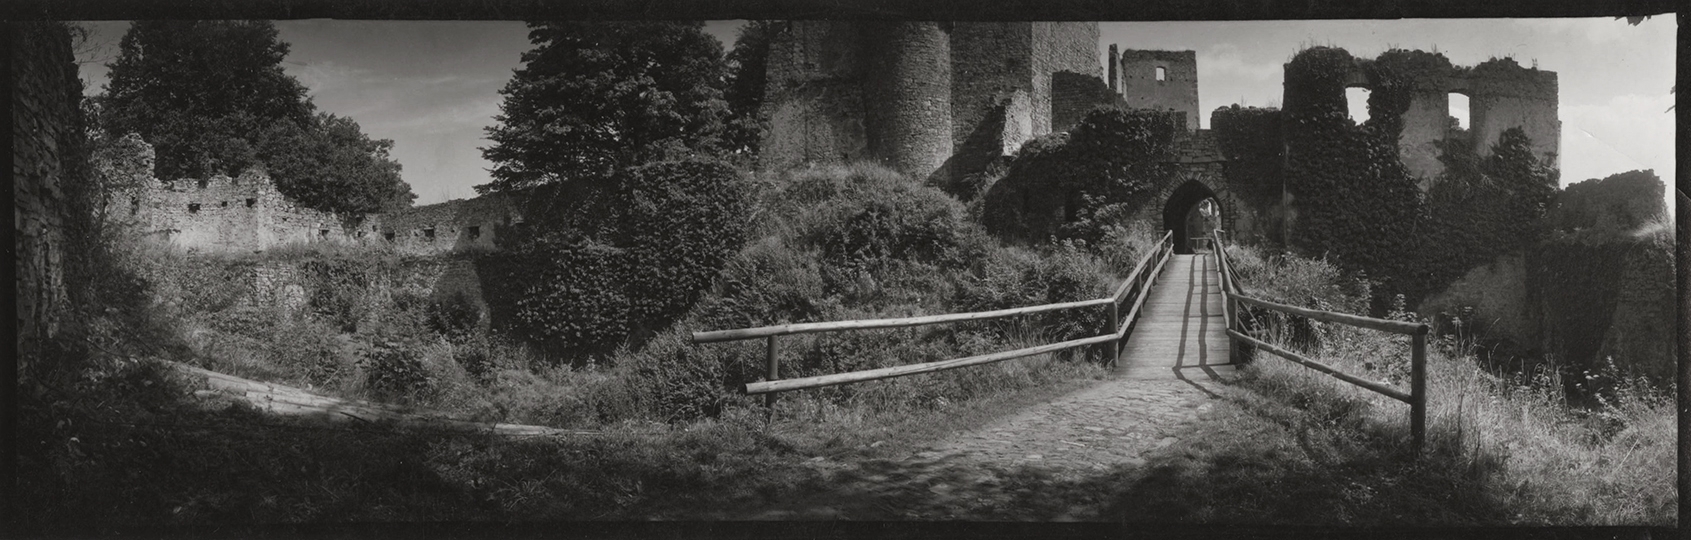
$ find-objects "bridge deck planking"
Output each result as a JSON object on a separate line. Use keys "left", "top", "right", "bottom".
{"left": 1114, "top": 253, "right": 1237, "bottom": 380}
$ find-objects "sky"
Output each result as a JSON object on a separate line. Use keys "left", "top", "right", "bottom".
{"left": 74, "top": 18, "right": 1674, "bottom": 209}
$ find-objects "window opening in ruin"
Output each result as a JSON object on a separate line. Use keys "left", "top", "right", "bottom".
{"left": 197, "top": 179, "right": 208, "bottom": 189}
{"left": 319, "top": 229, "right": 329, "bottom": 238}
{"left": 1155, "top": 66, "right": 1166, "bottom": 81}
{"left": 220, "top": 201, "right": 228, "bottom": 207}
{"left": 424, "top": 228, "right": 436, "bottom": 240}
{"left": 246, "top": 198, "right": 256, "bottom": 207}
{"left": 1345, "top": 87, "right": 1372, "bottom": 124}
{"left": 468, "top": 226, "right": 481, "bottom": 239}
{"left": 1447, "top": 92, "right": 1470, "bottom": 141}
{"left": 188, "top": 203, "right": 200, "bottom": 214}
{"left": 384, "top": 232, "right": 395, "bottom": 242}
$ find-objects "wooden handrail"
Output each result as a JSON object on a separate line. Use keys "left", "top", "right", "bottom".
{"left": 1229, "top": 293, "right": 1427, "bottom": 335}
{"left": 696, "top": 228, "right": 1177, "bottom": 405}
{"left": 1113, "top": 230, "right": 1174, "bottom": 302}
{"left": 1116, "top": 240, "right": 1173, "bottom": 337}
{"left": 692, "top": 297, "right": 1117, "bottom": 344}
{"left": 744, "top": 333, "right": 1117, "bottom": 395}
{"left": 1227, "top": 329, "right": 1412, "bottom": 403}
{"left": 1212, "top": 235, "right": 1429, "bottom": 456}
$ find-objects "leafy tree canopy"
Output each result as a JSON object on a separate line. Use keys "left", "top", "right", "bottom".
{"left": 477, "top": 21, "right": 731, "bottom": 194}
{"left": 97, "top": 20, "right": 413, "bottom": 214}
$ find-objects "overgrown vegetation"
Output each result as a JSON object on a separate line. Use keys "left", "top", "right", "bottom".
{"left": 1281, "top": 47, "right": 1424, "bottom": 312}
{"left": 1214, "top": 243, "right": 1674, "bottom": 525}
{"left": 981, "top": 108, "right": 1182, "bottom": 245}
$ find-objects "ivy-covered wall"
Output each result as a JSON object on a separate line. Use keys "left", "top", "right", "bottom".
{"left": 1281, "top": 47, "right": 1424, "bottom": 310}
{"left": 1210, "top": 105, "right": 1285, "bottom": 247}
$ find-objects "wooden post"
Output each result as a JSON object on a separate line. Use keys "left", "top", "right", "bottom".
{"left": 1108, "top": 300, "right": 1121, "bottom": 367}
{"left": 765, "top": 335, "right": 779, "bottom": 409}
{"left": 1410, "top": 329, "right": 1427, "bottom": 457}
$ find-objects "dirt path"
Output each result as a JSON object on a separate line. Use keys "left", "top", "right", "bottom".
{"left": 730, "top": 254, "right": 1242, "bottom": 521}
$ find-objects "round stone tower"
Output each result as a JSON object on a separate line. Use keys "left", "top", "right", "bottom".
{"left": 861, "top": 22, "right": 953, "bottom": 180}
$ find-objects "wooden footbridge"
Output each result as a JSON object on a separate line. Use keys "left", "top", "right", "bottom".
{"left": 694, "top": 230, "right": 1433, "bottom": 453}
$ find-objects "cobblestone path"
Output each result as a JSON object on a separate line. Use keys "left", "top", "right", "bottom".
{"left": 735, "top": 254, "right": 1242, "bottom": 521}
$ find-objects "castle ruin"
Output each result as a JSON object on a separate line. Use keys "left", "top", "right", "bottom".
{"left": 109, "top": 136, "right": 520, "bottom": 256}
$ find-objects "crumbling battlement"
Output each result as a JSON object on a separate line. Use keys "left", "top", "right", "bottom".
{"left": 1290, "top": 51, "right": 1560, "bottom": 181}
{"left": 760, "top": 21, "right": 1099, "bottom": 182}
{"left": 375, "top": 194, "right": 519, "bottom": 255}
{"left": 111, "top": 136, "right": 518, "bottom": 255}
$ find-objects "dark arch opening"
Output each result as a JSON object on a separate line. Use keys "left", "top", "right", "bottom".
{"left": 1162, "top": 179, "right": 1220, "bottom": 254}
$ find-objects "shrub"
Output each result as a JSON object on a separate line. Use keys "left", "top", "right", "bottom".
{"left": 357, "top": 336, "right": 434, "bottom": 400}
{"left": 427, "top": 290, "right": 483, "bottom": 342}
{"left": 480, "top": 158, "right": 750, "bottom": 360}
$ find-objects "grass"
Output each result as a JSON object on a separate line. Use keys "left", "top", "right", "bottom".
{"left": 19, "top": 161, "right": 1148, "bottom": 530}
{"left": 1162, "top": 243, "right": 1678, "bottom": 525}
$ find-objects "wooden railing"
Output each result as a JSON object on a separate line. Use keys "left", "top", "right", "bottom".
{"left": 1212, "top": 230, "right": 1430, "bottom": 454}
{"left": 693, "top": 230, "right": 1176, "bottom": 406}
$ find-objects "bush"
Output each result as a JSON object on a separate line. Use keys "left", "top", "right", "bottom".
{"left": 357, "top": 336, "right": 434, "bottom": 400}
{"left": 481, "top": 158, "right": 750, "bottom": 360}
{"left": 427, "top": 290, "right": 483, "bottom": 342}
{"left": 949, "top": 242, "right": 1116, "bottom": 342}
{"left": 981, "top": 108, "right": 1181, "bottom": 244}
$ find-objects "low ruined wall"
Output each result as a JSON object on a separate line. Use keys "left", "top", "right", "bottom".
{"left": 376, "top": 194, "right": 516, "bottom": 256}
{"left": 1418, "top": 252, "right": 1535, "bottom": 346}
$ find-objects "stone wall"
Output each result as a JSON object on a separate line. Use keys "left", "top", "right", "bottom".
{"left": 760, "top": 21, "right": 872, "bottom": 173}
{"left": 1115, "top": 50, "right": 1200, "bottom": 131}
{"left": 760, "top": 21, "right": 1100, "bottom": 184}
{"left": 1029, "top": 23, "right": 1103, "bottom": 136}
{"left": 108, "top": 132, "right": 519, "bottom": 255}
{"left": 862, "top": 22, "right": 952, "bottom": 180}
{"left": 14, "top": 22, "right": 82, "bottom": 358}
{"left": 121, "top": 168, "right": 364, "bottom": 251}
{"left": 1307, "top": 53, "right": 1559, "bottom": 183}
{"left": 1050, "top": 71, "right": 1128, "bottom": 134}
{"left": 376, "top": 194, "right": 519, "bottom": 256}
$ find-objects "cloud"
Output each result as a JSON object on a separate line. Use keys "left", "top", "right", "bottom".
{"left": 288, "top": 60, "right": 374, "bottom": 95}
{"left": 1198, "top": 43, "right": 1280, "bottom": 83}
{"left": 383, "top": 97, "right": 503, "bottom": 135}
{"left": 1509, "top": 17, "right": 1651, "bottom": 46}
{"left": 1559, "top": 92, "right": 1675, "bottom": 186}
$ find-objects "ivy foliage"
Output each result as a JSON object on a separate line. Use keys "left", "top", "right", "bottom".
{"left": 1407, "top": 128, "right": 1557, "bottom": 305}
{"left": 721, "top": 21, "right": 782, "bottom": 161}
{"left": 981, "top": 108, "right": 1181, "bottom": 245}
{"left": 1547, "top": 170, "right": 1665, "bottom": 238}
{"left": 477, "top": 159, "right": 750, "bottom": 360}
{"left": 1282, "top": 47, "right": 1426, "bottom": 311}
{"left": 1210, "top": 105, "right": 1284, "bottom": 225}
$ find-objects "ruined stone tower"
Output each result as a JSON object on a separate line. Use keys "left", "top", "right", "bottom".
{"left": 1302, "top": 54, "right": 1560, "bottom": 183}
{"left": 759, "top": 21, "right": 1100, "bottom": 181}
{"left": 1110, "top": 48, "right": 1200, "bottom": 131}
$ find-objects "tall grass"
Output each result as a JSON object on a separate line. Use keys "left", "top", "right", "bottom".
{"left": 1225, "top": 242, "right": 1674, "bottom": 524}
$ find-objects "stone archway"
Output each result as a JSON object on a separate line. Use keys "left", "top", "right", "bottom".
{"left": 1162, "top": 178, "right": 1221, "bottom": 254}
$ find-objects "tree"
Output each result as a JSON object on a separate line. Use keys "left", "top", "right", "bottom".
{"left": 477, "top": 21, "right": 731, "bottom": 194}
{"left": 254, "top": 113, "right": 415, "bottom": 213}
{"left": 721, "top": 21, "right": 781, "bottom": 158}
{"left": 97, "top": 21, "right": 413, "bottom": 214}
